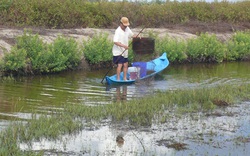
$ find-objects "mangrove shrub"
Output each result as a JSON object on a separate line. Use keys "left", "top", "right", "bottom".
{"left": 226, "top": 31, "right": 250, "bottom": 61}
{"left": 186, "top": 33, "right": 226, "bottom": 63}
{"left": 82, "top": 33, "right": 113, "bottom": 64}
{"left": 2, "top": 31, "right": 82, "bottom": 75}
{"left": 155, "top": 34, "right": 187, "bottom": 63}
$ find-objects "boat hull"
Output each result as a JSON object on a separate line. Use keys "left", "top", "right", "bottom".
{"left": 105, "top": 52, "right": 169, "bottom": 85}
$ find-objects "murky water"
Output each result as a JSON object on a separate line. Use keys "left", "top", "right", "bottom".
{"left": 1, "top": 62, "right": 249, "bottom": 120}
{"left": 1, "top": 61, "right": 250, "bottom": 155}
{"left": 1, "top": 62, "right": 250, "bottom": 120}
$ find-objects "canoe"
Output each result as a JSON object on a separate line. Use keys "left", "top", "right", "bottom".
{"left": 105, "top": 52, "right": 169, "bottom": 85}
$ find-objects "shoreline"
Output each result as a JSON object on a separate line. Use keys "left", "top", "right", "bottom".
{"left": 0, "top": 26, "right": 237, "bottom": 59}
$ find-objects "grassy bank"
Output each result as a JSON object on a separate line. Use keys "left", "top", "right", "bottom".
{"left": 1, "top": 30, "right": 249, "bottom": 76}
{"left": 0, "top": 83, "right": 250, "bottom": 155}
{"left": 0, "top": 0, "right": 249, "bottom": 29}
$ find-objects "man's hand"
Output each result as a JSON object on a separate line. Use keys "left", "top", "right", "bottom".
{"left": 123, "top": 45, "right": 129, "bottom": 50}
{"left": 133, "top": 34, "right": 141, "bottom": 39}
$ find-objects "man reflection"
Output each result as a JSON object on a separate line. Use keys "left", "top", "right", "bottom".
{"left": 115, "top": 85, "right": 127, "bottom": 102}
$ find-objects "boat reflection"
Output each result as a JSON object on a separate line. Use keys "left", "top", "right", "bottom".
{"left": 105, "top": 80, "right": 157, "bottom": 103}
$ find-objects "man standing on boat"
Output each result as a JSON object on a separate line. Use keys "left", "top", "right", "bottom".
{"left": 112, "top": 17, "right": 134, "bottom": 81}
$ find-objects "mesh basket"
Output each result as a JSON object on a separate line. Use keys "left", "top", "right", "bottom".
{"left": 132, "top": 37, "right": 155, "bottom": 55}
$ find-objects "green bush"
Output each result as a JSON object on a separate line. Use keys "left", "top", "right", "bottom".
{"left": 2, "top": 31, "right": 82, "bottom": 75}
{"left": 46, "top": 36, "right": 82, "bottom": 72}
{"left": 3, "top": 47, "right": 27, "bottom": 72}
{"left": 82, "top": 33, "right": 113, "bottom": 64}
{"left": 155, "top": 34, "right": 187, "bottom": 63}
{"left": 226, "top": 31, "right": 250, "bottom": 61}
{"left": 16, "top": 31, "right": 44, "bottom": 59}
{"left": 186, "top": 33, "right": 225, "bottom": 63}
{"left": 0, "top": 0, "right": 13, "bottom": 11}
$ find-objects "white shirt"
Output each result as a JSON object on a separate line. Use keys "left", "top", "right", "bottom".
{"left": 112, "top": 26, "right": 134, "bottom": 58}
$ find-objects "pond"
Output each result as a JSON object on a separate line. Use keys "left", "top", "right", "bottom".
{"left": 1, "top": 61, "right": 250, "bottom": 155}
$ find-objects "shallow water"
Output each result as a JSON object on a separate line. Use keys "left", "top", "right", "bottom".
{"left": 1, "top": 62, "right": 250, "bottom": 121}
{"left": 18, "top": 101, "right": 250, "bottom": 156}
{"left": 1, "top": 61, "right": 250, "bottom": 155}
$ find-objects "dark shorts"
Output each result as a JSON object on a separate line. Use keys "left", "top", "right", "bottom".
{"left": 113, "top": 56, "right": 128, "bottom": 64}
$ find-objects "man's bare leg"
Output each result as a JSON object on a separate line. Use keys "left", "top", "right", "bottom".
{"left": 123, "top": 62, "right": 128, "bottom": 81}
{"left": 116, "top": 63, "right": 123, "bottom": 80}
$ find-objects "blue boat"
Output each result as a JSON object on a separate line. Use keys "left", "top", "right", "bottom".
{"left": 105, "top": 52, "right": 169, "bottom": 85}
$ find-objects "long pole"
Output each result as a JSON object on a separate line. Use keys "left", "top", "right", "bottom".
{"left": 101, "top": 27, "right": 145, "bottom": 84}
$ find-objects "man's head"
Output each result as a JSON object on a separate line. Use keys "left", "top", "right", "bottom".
{"left": 120, "top": 17, "right": 130, "bottom": 27}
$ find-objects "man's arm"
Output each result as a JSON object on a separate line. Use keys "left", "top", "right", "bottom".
{"left": 114, "top": 42, "right": 129, "bottom": 50}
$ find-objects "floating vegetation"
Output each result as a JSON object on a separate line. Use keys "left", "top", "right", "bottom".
{"left": 235, "top": 136, "right": 250, "bottom": 144}
{"left": 156, "top": 139, "right": 188, "bottom": 151}
{"left": 212, "top": 99, "right": 230, "bottom": 107}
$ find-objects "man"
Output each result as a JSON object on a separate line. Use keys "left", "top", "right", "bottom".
{"left": 112, "top": 17, "right": 135, "bottom": 81}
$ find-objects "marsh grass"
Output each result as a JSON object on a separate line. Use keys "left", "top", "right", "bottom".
{"left": 1, "top": 83, "right": 250, "bottom": 154}
{"left": 65, "top": 83, "right": 250, "bottom": 123}
{"left": 20, "top": 113, "right": 83, "bottom": 143}
{"left": 0, "top": 1, "right": 249, "bottom": 28}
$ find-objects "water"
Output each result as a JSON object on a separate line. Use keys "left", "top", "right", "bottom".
{"left": 1, "top": 61, "right": 250, "bottom": 155}
{"left": 1, "top": 61, "right": 250, "bottom": 121}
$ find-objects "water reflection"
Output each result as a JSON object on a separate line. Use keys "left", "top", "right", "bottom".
{"left": 114, "top": 85, "right": 128, "bottom": 102}
{"left": 106, "top": 80, "right": 155, "bottom": 103}
{"left": 0, "top": 61, "right": 250, "bottom": 121}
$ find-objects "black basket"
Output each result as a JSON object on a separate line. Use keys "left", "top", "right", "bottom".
{"left": 132, "top": 37, "right": 155, "bottom": 54}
